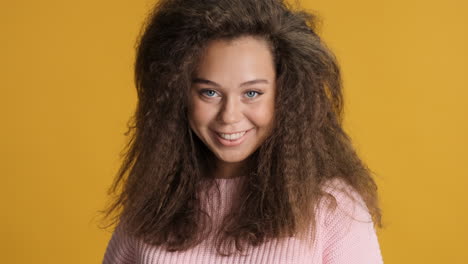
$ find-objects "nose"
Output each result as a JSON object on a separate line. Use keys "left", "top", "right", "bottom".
{"left": 218, "top": 96, "right": 242, "bottom": 124}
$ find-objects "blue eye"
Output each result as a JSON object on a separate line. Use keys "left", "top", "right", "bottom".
{"left": 245, "top": 91, "right": 262, "bottom": 98}
{"left": 201, "top": 89, "right": 218, "bottom": 97}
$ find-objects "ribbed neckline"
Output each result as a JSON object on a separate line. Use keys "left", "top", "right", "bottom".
{"left": 214, "top": 175, "right": 244, "bottom": 180}
{"left": 214, "top": 175, "right": 246, "bottom": 184}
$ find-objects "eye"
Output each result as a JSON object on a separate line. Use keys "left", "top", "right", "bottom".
{"left": 245, "top": 90, "right": 263, "bottom": 99}
{"left": 200, "top": 89, "right": 219, "bottom": 98}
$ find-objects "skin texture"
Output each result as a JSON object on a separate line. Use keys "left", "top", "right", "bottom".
{"left": 188, "top": 36, "right": 276, "bottom": 179}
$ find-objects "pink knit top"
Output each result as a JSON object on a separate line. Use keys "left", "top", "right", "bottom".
{"left": 102, "top": 177, "right": 383, "bottom": 263}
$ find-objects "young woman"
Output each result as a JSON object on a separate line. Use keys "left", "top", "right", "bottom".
{"left": 100, "top": 0, "right": 384, "bottom": 263}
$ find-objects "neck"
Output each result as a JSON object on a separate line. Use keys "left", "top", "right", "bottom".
{"left": 210, "top": 154, "right": 258, "bottom": 179}
{"left": 213, "top": 160, "right": 246, "bottom": 179}
{"left": 200, "top": 150, "right": 256, "bottom": 180}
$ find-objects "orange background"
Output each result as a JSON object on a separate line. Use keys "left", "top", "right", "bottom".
{"left": 1, "top": 0, "right": 467, "bottom": 263}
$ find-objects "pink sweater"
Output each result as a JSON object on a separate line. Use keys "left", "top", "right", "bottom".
{"left": 102, "top": 177, "right": 383, "bottom": 263}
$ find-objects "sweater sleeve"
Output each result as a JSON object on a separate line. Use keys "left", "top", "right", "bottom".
{"left": 321, "top": 180, "right": 384, "bottom": 264}
{"left": 102, "top": 224, "right": 136, "bottom": 264}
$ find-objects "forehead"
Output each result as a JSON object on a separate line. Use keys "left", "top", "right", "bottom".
{"left": 193, "top": 36, "right": 276, "bottom": 85}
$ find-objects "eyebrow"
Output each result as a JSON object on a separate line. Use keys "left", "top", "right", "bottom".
{"left": 192, "top": 78, "right": 269, "bottom": 87}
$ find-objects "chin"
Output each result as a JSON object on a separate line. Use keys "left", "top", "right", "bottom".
{"left": 215, "top": 152, "right": 250, "bottom": 164}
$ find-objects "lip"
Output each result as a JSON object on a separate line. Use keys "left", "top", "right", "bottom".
{"left": 216, "top": 130, "right": 249, "bottom": 134}
{"left": 213, "top": 128, "right": 253, "bottom": 147}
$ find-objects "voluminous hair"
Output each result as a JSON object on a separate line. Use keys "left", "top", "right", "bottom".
{"left": 99, "top": 0, "right": 383, "bottom": 256}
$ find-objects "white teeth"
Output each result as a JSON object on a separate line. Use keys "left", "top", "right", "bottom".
{"left": 218, "top": 131, "right": 246, "bottom": 140}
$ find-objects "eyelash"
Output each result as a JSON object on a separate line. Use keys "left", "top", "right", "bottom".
{"left": 200, "top": 89, "right": 264, "bottom": 99}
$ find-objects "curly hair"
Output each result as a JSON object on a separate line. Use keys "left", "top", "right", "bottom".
{"left": 98, "top": 0, "right": 383, "bottom": 256}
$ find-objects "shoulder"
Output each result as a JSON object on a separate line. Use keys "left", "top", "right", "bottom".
{"left": 315, "top": 178, "right": 383, "bottom": 263}
{"left": 317, "top": 178, "right": 372, "bottom": 227}
{"left": 102, "top": 223, "right": 138, "bottom": 264}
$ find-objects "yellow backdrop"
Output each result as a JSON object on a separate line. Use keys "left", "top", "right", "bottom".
{"left": 1, "top": 0, "right": 466, "bottom": 263}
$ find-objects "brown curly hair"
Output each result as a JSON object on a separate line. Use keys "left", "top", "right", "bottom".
{"left": 98, "top": 0, "right": 383, "bottom": 256}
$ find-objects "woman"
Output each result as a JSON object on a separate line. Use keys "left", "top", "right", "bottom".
{"left": 100, "top": 0, "right": 384, "bottom": 263}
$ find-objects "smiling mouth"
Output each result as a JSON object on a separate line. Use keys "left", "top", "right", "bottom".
{"left": 214, "top": 128, "right": 252, "bottom": 141}
{"left": 217, "top": 131, "right": 247, "bottom": 140}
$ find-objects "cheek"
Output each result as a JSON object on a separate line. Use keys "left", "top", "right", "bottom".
{"left": 248, "top": 103, "right": 275, "bottom": 128}
{"left": 188, "top": 100, "right": 216, "bottom": 127}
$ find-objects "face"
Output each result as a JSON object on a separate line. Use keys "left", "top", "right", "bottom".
{"left": 187, "top": 36, "right": 276, "bottom": 166}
